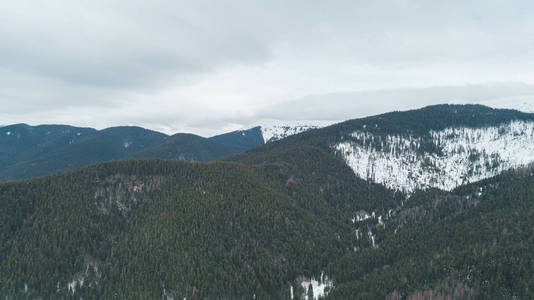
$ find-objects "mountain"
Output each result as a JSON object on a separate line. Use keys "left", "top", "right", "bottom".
{"left": 0, "top": 156, "right": 388, "bottom": 299}
{"left": 0, "top": 122, "right": 329, "bottom": 181}
{"left": 208, "top": 126, "right": 265, "bottom": 152}
{"left": 261, "top": 124, "right": 323, "bottom": 143}
{"left": 236, "top": 105, "right": 534, "bottom": 194}
{"left": 334, "top": 105, "right": 534, "bottom": 193}
{"left": 0, "top": 126, "right": 260, "bottom": 181}
{"left": 258, "top": 120, "right": 337, "bottom": 143}
{"left": 0, "top": 126, "right": 167, "bottom": 180}
{"left": 0, "top": 124, "right": 97, "bottom": 169}
{"left": 208, "top": 122, "right": 337, "bottom": 147}
{"left": 2, "top": 104, "right": 534, "bottom": 299}
{"left": 326, "top": 166, "right": 534, "bottom": 299}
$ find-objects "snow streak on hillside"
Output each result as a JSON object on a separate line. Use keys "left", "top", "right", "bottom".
{"left": 335, "top": 120, "right": 534, "bottom": 193}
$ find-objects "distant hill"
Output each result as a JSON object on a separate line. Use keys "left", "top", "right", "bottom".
{"left": 0, "top": 124, "right": 97, "bottom": 170}
{"left": 0, "top": 121, "right": 332, "bottom": 180}
{"left": 0, "top": 125, "right": 261, "bottom": 180}
{"left": 208, "top": 126, "right": 264, "bottom": 152}
{"left": 0, "top": 126, "right": 166, "bottom": 180}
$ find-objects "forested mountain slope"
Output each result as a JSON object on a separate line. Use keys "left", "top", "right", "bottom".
{"left": 208, "top": 126, "right": 265, "bottom": 152}
{"left": 0, "top": 155, "right": 395, "bottom": 299}
{"left": 133, "top": 133, "right": 241, "bottom": 162}
{"left": 0, "top": 124, "right": 97, "bottom": 170}
{"left": 234, "top": 104, "right": 534, "bottom": 194}
{"left": 2, "top": 104, "right": 534, "bottom": 299}
{"left": 0, "top": 126, "right": 167, "bottom": 180}
{"left": 326, "top": 166, "right": 534, "bottom": 299}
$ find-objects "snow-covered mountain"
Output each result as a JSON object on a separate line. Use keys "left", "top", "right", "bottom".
{"left": 257, "top": 101, "right": 534, "bottom": 144}
{"left": 261, "top": 124, "right": 320, "bottom": 143}
{"left": 258, "top": 120, "right": 337, "bottom": 143}
{"left": 335, "top": 119, "right": 534, "bottom": 194}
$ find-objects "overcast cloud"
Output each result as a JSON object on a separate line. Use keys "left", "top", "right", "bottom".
{"left": 2, "top": 0, "right": 534, "bottom": 136}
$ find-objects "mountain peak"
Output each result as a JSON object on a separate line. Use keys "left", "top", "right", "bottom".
{"left": 335, "top": 105, "right": 534, "bottom": 193}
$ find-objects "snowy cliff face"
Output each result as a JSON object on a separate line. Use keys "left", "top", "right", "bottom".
{"left": 335, "top": 120, "right": 534, "bottom": 193}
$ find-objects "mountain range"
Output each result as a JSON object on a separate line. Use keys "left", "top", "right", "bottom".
{"left": 1, "top": 104, "right": 534, "bottom": 299}
{"left": 0, "top": 123, "right": 325, "bottom": 181}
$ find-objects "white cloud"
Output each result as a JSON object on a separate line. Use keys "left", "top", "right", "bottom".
{"left": 1, "top": 0, "right": 534, "bottom": 136}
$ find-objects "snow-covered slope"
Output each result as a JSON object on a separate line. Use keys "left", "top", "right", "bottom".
{"left": 335, "top": 120, "right": 534, "bottom": 193}
{"left": 259, "top": 120, "right": 337, "bottom": 143}
{"left": 261, "top": 124, "right": 320, "bottom": 143}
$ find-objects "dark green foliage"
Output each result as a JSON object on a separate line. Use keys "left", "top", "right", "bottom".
{"left": 0, "top": 130, "right": 400, "bottom": 299}
{"left": 3, "top": 155, "right": 533, "bottom": 299}
{"left": 134, "top": 133, "right": 240, "bottom": 162}
{"left": 326, "top": 168, "right": 534, "bottom": 299}
{"left": 0, "top": 159, "right": 358, "bottom": 299}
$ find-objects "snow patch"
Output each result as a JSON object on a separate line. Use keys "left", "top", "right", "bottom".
{"left": 67, "top": 259, "right": 100, "bottom": 295}
{"left": 351, "top": 210, "right": 371, "bottom": 223}
{"left": 299, "top": 272, "right": 333, "bottom": 300}
{"left": 5, "top": 131, "right": 11, "bottom": 136}
{"left": 335, "top": 120, "right": 534, "bottom": 193}
{"left": 368, "top": 230, "right": 377, "bottom": 248}
{"left": 378, "top": 215, "right": 384, "bottom": 228}
{"left": 123, "top": 141, "right": 132, "bottom": 148}
{"left": 68, "top": 278, "right": 84, "bottom": 294}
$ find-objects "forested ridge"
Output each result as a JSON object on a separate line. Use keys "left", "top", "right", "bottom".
{"left": 2, "top": 104, "right": 534, "bottom": 299}
{"left": 238, "top": 104, "right": 534, "bottom": 155}
{"left": 0, "top": 125, "right": 264, "bottom": 181}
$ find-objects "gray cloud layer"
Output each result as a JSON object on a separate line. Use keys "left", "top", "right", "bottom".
{"left": 1, "top": 1, "right": 534, "bottom": 135}
{"left": 262, "top": 82, "right": 534, "bottom": 121}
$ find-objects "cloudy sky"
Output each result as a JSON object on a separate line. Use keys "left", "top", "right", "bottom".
{"left": 2, "top": 0, "right": 534, "bottom": 136}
